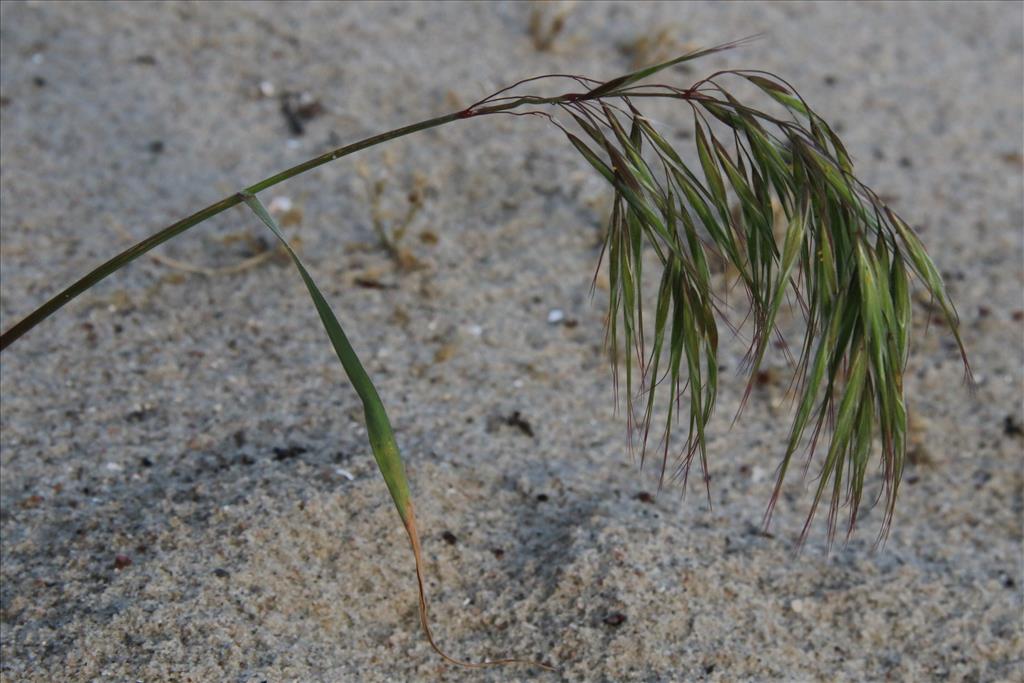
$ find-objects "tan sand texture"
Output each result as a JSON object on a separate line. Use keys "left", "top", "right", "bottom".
{"left": 1, "top": 2, "right": 1021, "bottom": 681}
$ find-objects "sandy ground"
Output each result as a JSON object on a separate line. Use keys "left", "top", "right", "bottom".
{"left": 1, "top": 2, "right": 1021, "bottom": 681}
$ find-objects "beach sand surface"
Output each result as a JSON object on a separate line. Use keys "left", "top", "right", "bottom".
{"left": 1, "top": 2, "right": 1022, "bottom": 681}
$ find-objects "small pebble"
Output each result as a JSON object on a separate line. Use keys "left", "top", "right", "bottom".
{"left": 20, "top": 495, "right": 43, "bottom": 509}
{"left": 268, "top": 196, "right": 293, "bottom": 214}
{"left": 603, "top": 612, "right": 627, "bottom": 627}
{"left": 547, "top": 309, "right": 565, "bottom": 324}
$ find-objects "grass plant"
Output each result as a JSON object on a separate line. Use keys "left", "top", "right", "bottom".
{"left": 0, "top": 40, "right": 969, "bottom": 669}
